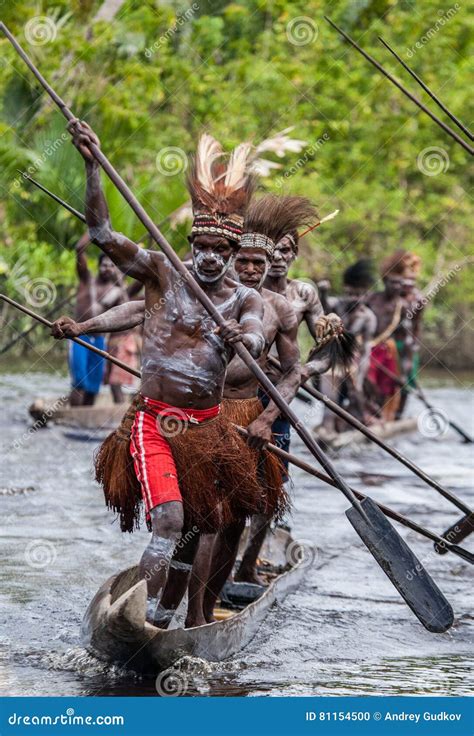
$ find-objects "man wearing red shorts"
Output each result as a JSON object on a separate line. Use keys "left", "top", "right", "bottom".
{"left": 67, "top": 123, "right": 267, "bottom": 627}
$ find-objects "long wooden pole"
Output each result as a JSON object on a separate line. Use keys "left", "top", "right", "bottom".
{"left": 4, "top": 290, "right": 471, "bottom": 563}
{"left": 0, "top": 24, "right": 371, "bottom": 522}
{"left": 324, "top": 16, "right": 474, "bottom": 156}
{"left": 0, "top": 294, "right": 141, "bottom": 378}
{"left": 374, "top": 359, "right": 474, "bottom": 444}
{"left": 268, "top": 356, "right": 472, "bottom": 515}
{"left": 378, "top": 37, "right": 473, "bottom": 142}
{"left": 0, "top": 291, "right": 75, "bottom": 355}
{"left": 244, "top": 429, "right": 473, "bottom": 564}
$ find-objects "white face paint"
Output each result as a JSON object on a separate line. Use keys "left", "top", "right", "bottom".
{"left": 192, "top": 250, "right": 233, "bottom": 283}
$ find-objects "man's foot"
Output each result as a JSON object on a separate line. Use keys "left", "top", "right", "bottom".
{"left": 185, "top": 614, "right": 209, "bottom": 628}
{"left": 234, "top": 567, "right": 266, "bottom": 586}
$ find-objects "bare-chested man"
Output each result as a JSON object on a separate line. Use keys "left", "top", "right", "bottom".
{"left": 393, "top": 253, "right": 424, "bottom": 418}
{"left": 66, "top": 122, "right": 270, "bottom": 627}
{"left": 261, "top": 228, "right": 343, "bottom": 454}
{"left": 68, "top": 232, "right": 126, "bottom": 405}
{"left": 53, "top": 195, "right": 315, "bottom": 626}
{"left": 366, "top": 252, "right": 406, "bottom": 421}
{"left": 319, "top": 259, "right": 377, "bottom": 430}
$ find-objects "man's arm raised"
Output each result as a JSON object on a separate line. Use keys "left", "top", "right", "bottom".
{"left": 68, "top": 119, "right": 161, "bottom": 284}
{"left": 51, "top": 300, "right": 145, "bottom": 339}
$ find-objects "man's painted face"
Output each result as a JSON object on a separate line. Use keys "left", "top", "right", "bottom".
{"left": 383, "top": 275, "right": 404, "bottom": 298}
{"left": 98, "top": 256, "right": 120, "bottom": 283}
{"left": 400, "top": 278, "right": 416, "bottom": 297}
{"left": 267, "top": 234, "right": 295, "bottom": 278}
{"left": 234, "top": 248, "right": 269, "bottom": 290}
{"left": 192, "top": 235, "right": 236, "bottom": 283}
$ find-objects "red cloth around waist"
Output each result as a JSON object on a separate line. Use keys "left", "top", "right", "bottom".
{"left": 130, "top": 396, "right": 220, "bottom": 515}
{"left": 140, "top": 395, "right": 220, "bottom": 423}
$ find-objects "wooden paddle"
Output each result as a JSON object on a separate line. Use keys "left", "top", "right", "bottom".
{"left": 269, "top": 356, "right": 473, "bottom": 518}
{"left": 4, "top": 293, "right": 463, "bottom": 628}
{"left": 1, "top": 23, "right": 454, "bottom": 632}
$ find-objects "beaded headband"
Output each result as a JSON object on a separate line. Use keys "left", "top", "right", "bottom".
{"left": 191, "top": 212, "right": 244, "bottom": 242}
{"left": 239, "top": 232, "right": 275, "bottom": 257}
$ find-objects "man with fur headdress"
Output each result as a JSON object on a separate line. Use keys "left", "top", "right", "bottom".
{"left": 66, "top": 120, "right": 270, "bottom": 627}
{"left": 188, "top": 194, "right": 330, "bottom": 624}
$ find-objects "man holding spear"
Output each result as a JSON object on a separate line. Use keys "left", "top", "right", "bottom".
{"left": 67, "top": 125, "right": 277, "bottom": 626}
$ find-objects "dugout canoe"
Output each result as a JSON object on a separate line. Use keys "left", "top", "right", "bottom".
{"left": 316, "top": 417, "right": 418, "bottom": 451}
{"left": 29, "top": 396, "right": 129, "bottom": 430}
{"left": 81, "top": 527, "right": 309, "bottom": 674}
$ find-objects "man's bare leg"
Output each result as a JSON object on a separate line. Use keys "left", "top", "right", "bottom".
{"left": 201, "top": 519, "right": 246, "bottom": 623}
{"left": 158, "top": 526, "right": 201, "bottom": 628}
{"left": 235, "top": 513, "right": 270, "bottom": 585}
{"left": 139, "top": 501, "right": 183, "bottom": 627}
{"left": 186, "top": 534, "right": 216, "bottom": 627}
{"left": 110, "top": 384, "right": 125, "bottom": 404}
{"left": 69, "top": 388, "right": 85, "bottom": 406}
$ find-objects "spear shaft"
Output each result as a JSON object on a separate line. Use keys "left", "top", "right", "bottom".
{"left": 324, "top": 16, "right": 474, "bottom": 156}
{"left": 378, "top": 37, "right": 473, "bottom": 142}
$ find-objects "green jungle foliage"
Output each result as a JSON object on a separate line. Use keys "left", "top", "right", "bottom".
{"left": 0, "top": 0, "right": 472, "bottom": 366}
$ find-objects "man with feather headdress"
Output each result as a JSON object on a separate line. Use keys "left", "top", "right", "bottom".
{"left": 65, "top": 122, "right": 271, "bottom": 627}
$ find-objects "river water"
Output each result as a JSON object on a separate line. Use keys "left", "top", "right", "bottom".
{"left": 0, "top": 370, "right": 473, "bottom": 697}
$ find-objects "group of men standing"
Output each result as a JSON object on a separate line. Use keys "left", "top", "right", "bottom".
{"left": 51, "top": 123, "right": 423, "bottom": 628}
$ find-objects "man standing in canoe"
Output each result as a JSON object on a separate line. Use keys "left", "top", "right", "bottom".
{"left": 67, "top": 121, "right": 272, "bottom": 626}
{"left": 50, "top": 194, "right": 338, "bottom": 625}
{"left": 318, "top": 259, "right": 378, "bottom": 429}
{"left": 393, "top": 251, "right": 424, "bottom": 418}
{"left": 366, "top": 252, "right": 406, "bottom": 421}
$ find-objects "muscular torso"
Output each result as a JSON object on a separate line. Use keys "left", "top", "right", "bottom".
{"left": 367, "top": 292, "right": 401, "bottom": 338}
{"left": 140, "top": 258, "right": 254, "bottom": 408}
{"left": 284, "top": 278, "right": 323, "bottom": 327}
{"left": 75, "top": 279, "right": 125, "bottom": 323}
{"left": 224, "top": 288, "right": 296, "bottom": 399}
{"left": 331, "top": 298, "right": 376, "bottom": 342}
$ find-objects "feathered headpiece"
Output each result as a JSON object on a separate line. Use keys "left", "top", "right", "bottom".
{"left": 187, "top": 134, "right": 255, "bottom": 243}
{"left": 240, "top": 195, "right": 317, "bottom": 257}
{"left": 381, "top": 249, "right": 421, "bottom": 279}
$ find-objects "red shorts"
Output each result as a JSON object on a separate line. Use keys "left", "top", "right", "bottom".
{"left": 129, "top": 396, "right": 220, "bottom": 515}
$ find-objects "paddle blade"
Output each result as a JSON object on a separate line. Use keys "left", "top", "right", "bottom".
{"left": 346, "top": 497, "right": 454, "bottom": 633}
{"left": 434, "top": 512, "right": 474, "bottom": 555}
